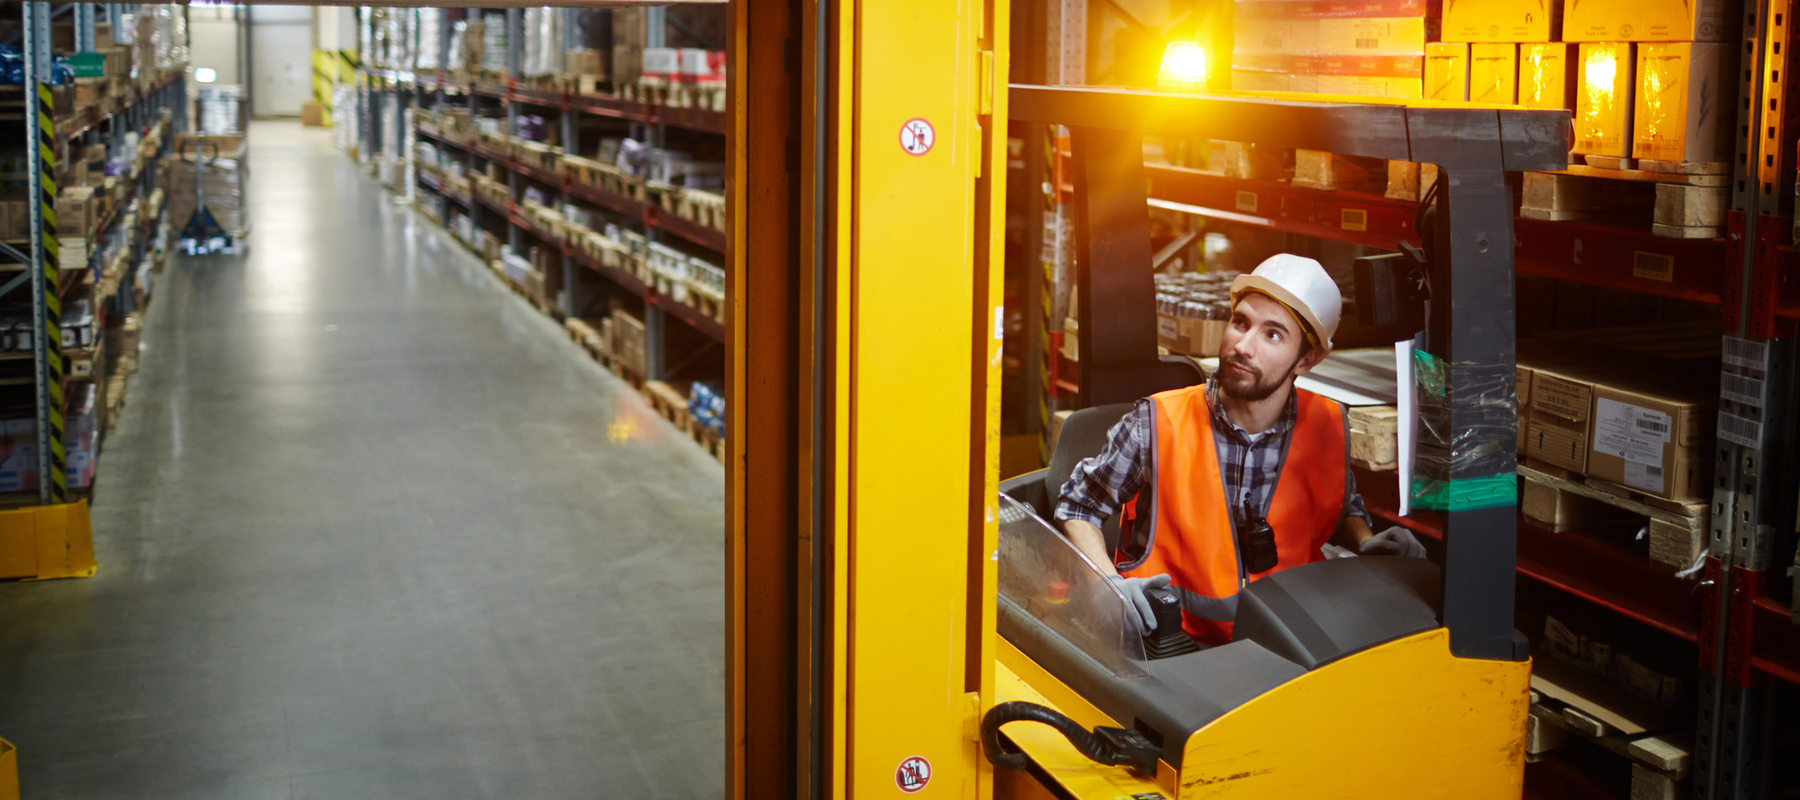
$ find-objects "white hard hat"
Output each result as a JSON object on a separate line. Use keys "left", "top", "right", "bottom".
{"left": 1230, "top": 254, "right": 1342, "bottom": 349}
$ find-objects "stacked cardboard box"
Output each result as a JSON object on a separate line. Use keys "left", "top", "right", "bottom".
{"left": 1231, "top": 1, "right": 1433, "bottom": 99}
{"left": 1517, "top": 330, "right": 1717, "bottom": 502}
{"left": 611, "top": 309, "right": 647, "bottom": 378}
{"left": 1559, "top": 0, "right": 1740, "bottom": 164}
{"left": 166, "top": 134, "right": 248, "bottom": 238}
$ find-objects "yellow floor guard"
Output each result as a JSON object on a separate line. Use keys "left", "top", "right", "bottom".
{"left": 0, "top": 500, "right": 96, "bottom": 580}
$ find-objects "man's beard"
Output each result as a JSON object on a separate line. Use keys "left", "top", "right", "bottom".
{"left": 1218, "top": 353, "right": 1302, "bottom": 402}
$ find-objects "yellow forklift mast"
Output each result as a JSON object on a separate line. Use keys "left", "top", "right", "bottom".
{"left": 724, "top": 1, "right": 1569, "bottom": 797}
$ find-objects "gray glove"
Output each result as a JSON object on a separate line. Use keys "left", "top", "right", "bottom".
{"left": 1361, "top": 525, "right": 1427, "bottom": 559}
{"left": 1106, "top": 573, "right": 1173, "bottom": 633}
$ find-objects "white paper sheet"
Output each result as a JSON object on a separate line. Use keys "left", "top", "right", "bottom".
{"left": 1395, "top": 339, "right": 1415, "bottom": 517}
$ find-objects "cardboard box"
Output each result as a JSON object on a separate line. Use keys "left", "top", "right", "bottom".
{"left": 1315, "top": 17, "right": 1428, "bottom": 55}
{"left": 461, "top": 20, "right": 486, "bottom": 69}
{"left": 1233, "top": 19, "right": 1318, "bottom": 55}
{"left": 1632, "top": 43, "right": 1736, "bottom": 163}
{"left": 1519, "top": 43, "right": 1578, "bottom": 111}
{"left": 1311, "top": 75, "right": 1423, "bottom": 98}
{"left": 1518, "top": 349, "right": 1621, "bottom": 472}
{"left": 1575, "top": 43, "right": 1635, "bottom": 157}
{"left": 1425, "top": 43, "right": 1469, "bottom": 101}
{"left": 1443, "top": 0, "right": 1560, "bottom": 43}
{"left": 569, "top": 48, "right": 608, "bottom": 78}
{"left": 1470, "top": 43, "right": 1518, "bottom": 105}
{"left": 613, "top": 43, "right": 644, "bottom": 86}
{"left": 1563, "top": 0, "right": 1735, "bottom": 42}
{"left": 300, "top": 102, "right": 325, "bottom": 127}
{"left": 1528, "top": 409, "right": 1590, "bottom": 472}
{"left": 1232, "top": 70, "right": 1294, "bottom": 93}
{"left": 55, "top": 186, "right": 95, "bottom": 237}
{"left": 1587, "top": 380, "right": 1713, "bottom": 499}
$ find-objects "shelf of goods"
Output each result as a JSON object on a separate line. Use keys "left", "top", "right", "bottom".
{"left": 1024, "top": 15, "right": 1800, "bottom": 789}
{"left": 0, "top": 62, "right": 187, "bottom": 508}
{"left": 1069, "top": 150, "right": 1800, "bottom": 689}
{"left": 359, "top": 8, "right": 731, "bottom": 464}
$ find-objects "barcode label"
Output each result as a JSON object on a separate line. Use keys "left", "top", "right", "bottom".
{"left": 1356, "top": 37, "right": 1379, "bottom": 48}
{"left": 1341, "top": 208, "right": 1368, "bottom": 231}
{"left": 1625, "top": 461, "right": 1664, "bottom": 492}
{"left": 1722, "top": 372, "right": 1765, "bottom": 406}
{"left": 1723, "top": 336, "right": 1769, "bottom": 369}
{"left": 1595, "top": 399, "right": 1670, "bottom": 462}
{"left": 1236, "top": 190, "right": 1258, "bottom": 212}
{"left": 1633, "top": 251, "right": 1675, "bottom": 282}
{"left": 1720, "top": 411, "right": 1764, "bottom": 448}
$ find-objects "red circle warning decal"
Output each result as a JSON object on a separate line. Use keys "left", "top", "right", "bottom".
{"left": 900, "top": 119, "right": 935, "bottom": 156}
{"left": 895, "top": 755, "right": 931, "bottom": 793}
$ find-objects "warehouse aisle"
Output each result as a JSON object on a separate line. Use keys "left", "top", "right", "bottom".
{"left": 0, "top": 122, "right": 725, "bottom": 799}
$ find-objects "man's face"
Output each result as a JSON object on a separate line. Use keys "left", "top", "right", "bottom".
{"left": 1217, "top": 292, "right": 1323, "bottom": 402}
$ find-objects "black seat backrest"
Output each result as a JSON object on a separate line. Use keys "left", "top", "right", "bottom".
{"left": 1044, "top": 403, "right": 1138, "bottom": 554}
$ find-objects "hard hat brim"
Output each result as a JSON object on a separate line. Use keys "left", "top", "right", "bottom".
{"left": 1230, "top": 274, "right": 1332, "bottom": 350}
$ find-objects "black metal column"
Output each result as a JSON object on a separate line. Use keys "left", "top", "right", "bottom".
{"left": 1068, "top": 126, "right": 1197, "bottom": 407}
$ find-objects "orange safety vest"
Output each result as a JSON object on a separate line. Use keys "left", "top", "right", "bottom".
{"left": 1118, "top": 384, "right": 1349, "bottom": 644}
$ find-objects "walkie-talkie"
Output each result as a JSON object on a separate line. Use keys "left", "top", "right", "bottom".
{"left": 1239, "top": 502, "right": 1279, "bottom": 574}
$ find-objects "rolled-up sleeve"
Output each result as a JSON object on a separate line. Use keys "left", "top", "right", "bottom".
{"left": 1053, "top": 401, "right": 1152, "bottom": 529}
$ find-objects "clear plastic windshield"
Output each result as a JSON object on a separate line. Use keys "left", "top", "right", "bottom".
{"left": 997, "top": 493, "right": 1148, "bottom": 677}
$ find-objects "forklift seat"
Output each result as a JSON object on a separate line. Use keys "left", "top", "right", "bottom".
{"left": 998, "top": 402, "right": 1136, "bottom": 553}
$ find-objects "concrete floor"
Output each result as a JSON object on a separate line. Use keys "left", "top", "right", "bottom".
{"left": 0, "top": 122, "right": 726, "bottom": 799}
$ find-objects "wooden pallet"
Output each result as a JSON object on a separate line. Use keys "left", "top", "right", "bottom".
{"left": 688, "top": 290, "right": 725, "bottom": 323}
{"left": 696, "top": 425, "right": 725, "bottom": 463}
{"left": 1292, "top": 150, "right": 1386, "bottom": 192}
{"left": 1518, "top": 464, "right": 1708, "bottom": 568}
{"left": 1650, "top": 183, "right": 1727, "bottom": 239}
{"left": 640, "top": 380, "right": 692, "bottom": 433}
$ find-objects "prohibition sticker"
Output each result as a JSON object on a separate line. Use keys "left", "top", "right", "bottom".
{"left": 900, "top": 119, "right": 935, "bottom": 156}
{"left": 895, "top": 755, "right": 932, "bottom": 793}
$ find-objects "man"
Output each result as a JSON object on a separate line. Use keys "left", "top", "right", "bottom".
{"left": 1056, "top": 253, "right": 1425, "bottom": 645}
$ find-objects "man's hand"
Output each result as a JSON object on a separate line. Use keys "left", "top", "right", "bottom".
{"left": 1106, "top": 573, "right": 1173, "bottom": 633}
{"left": 1360, "top": 525, "right": 1427, "bottom": 559}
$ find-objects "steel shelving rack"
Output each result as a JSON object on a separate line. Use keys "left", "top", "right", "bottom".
{"left": 6, "top": 2, "right": 184, "bottom": 507}
{"left": 1014, "top": 0, "right": 1800, "bottom": 796}
{"left": 355, "top": 7, "right": 728, "bottom": 385}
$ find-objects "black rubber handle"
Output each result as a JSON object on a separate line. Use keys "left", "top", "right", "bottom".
{"left": 979, "top": 701, "right": 1159, "bottom": 776}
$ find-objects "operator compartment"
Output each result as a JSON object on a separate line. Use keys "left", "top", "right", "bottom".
{"left": 996, "top": 491, "right": 1442, "bottom": 769}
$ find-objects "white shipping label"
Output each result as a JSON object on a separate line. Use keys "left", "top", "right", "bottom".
{"left": 1623, "top": 461, "right": 1665, "bottom": 493}
{"left": 1157, "top": 316, "right": 1179, "bottom": 339}
{"left": 1594, "top": 398, "right": 1671, "bottom": 466}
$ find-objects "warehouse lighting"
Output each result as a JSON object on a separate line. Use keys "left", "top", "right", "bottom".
{"left": 1582, "top": 50, "right": 1615, "bottom": 92}
{"left": 1158, "top": 41, "right": 1208, "bottom": 94}
{"left": 195, "top": 67, "right": 217, "bottom": 83}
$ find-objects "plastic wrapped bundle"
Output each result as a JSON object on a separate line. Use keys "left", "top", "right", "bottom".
{"left": 1410, "top": 348, "right": 1518, "bottom": 512}
{"left": 448, "top": 21, "right": 468, "bottom": 71}
{"left": 417, "top": 8, "right": 442, "bottom": 71}
{"left": 523, "top": 8, "right": 564, "bottom": 78}
{"left": 483, "top": 14, "right": 508, "bottom": 74}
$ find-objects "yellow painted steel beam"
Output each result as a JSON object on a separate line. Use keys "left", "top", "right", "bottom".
{"left": 840, "top": 0, "right": 1008, "bottom": 794}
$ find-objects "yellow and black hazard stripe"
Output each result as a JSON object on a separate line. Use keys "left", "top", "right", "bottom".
{"left": 34, "top": 82, "right": 65, "bottom": 503}
{"left": 311, "top": 49, "right": 335, "bottom": 126}
{"left": 338, "top": 49, "right": 359, "bottom": 83}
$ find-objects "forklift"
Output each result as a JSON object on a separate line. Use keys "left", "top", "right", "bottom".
{"left": 721, "top": 2, "right": 1572, "bottom": 797}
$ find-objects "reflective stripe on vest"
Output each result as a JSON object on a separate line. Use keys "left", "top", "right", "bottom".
{"left": 1119, "top": 385, "right": 1347, "bottom": 644}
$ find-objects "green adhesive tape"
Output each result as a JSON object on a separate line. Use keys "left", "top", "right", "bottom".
{"left": 1411, "top": 473, "right": 1517, "bottom": 512}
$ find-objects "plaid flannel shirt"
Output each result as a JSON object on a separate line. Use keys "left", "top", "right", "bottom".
{"left": 1053, "top": 377, "right": 1370, "bottom": 541}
